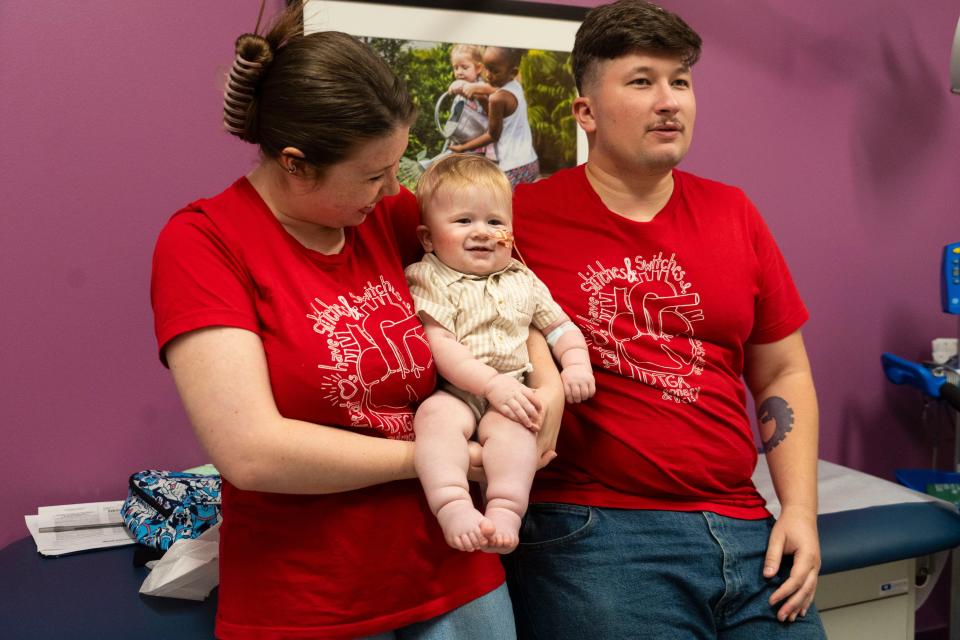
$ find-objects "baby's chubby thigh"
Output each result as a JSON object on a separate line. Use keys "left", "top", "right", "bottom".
{"left": 478, "top": 409, "right": 538, "bottom": 552}
{"left": 413, "top": 390, "right": 478, "bottom": 490}
{"left": 414, "top": 390, "right": 493, "bottom": 552}
{"left": 477, "top": 410, "right": 537, "bottom": 501}
{"left": 415, "top": 389, "right": 479, "bottom": 440}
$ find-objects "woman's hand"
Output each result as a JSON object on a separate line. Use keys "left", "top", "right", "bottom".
{"left": 526, "top": 329, "right": 565, "bottom": 469}
{"left": 467, "top": 441, "right": 486, "bottom": 482}
{"left": 533, "top": 386, "right": 562, "bottom": 469}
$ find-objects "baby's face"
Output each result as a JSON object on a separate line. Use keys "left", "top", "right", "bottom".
{"left": 420, "top": 185, "right": 514, "bottom": 276}
{"left": 451, "top": 53, "right": 482, "bottom": 82}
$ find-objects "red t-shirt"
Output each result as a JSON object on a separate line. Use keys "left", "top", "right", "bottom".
{"left": 151, "top": 178, "right": 504, "bottom": 639}
{"left": 513, "top": 166, "right": 808, "bottom": 519}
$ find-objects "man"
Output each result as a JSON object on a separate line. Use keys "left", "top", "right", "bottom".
{"left": 505, "top": 2, "right": 825, "bottom": 638}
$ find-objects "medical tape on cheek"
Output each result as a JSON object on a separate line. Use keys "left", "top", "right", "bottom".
{"left": 492, "top": 229, "right": 514, "bottom": 249}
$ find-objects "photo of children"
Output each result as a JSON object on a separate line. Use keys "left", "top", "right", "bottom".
{"left": 447, "top": 46, "right": 539, "bottom": 188}
{"left": 360, "top": 37, "right": 578, "bottom": 189}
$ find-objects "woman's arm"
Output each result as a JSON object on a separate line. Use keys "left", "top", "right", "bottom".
{"left": 526, "top": 329, "right": 564, "bottom": 466}
{"left": 167, "top": 326, "right": 417, "bottom": 494}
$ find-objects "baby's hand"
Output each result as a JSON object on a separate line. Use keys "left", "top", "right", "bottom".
{"left": 483, "top": 374, "right": 542, "bottom": 431}
{"left": 561, "top": 364, "right": 596, "bottom": 404}
{"left": 448, "top": 79, "right": 466, "bottom": 95}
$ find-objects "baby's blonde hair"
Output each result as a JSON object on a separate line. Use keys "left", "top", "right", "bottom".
{"left": 450, "top": 43, "right": 485, "bottom": 64}
{"left": 416, "top": 154, "right": 512, "bottom": 217}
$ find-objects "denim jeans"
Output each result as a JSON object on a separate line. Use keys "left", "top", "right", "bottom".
{"left": 361, "top": 583, "right": 516, "bottom": 640}
{"left": 503, "top": 504, "right": 826, "bottom": 640}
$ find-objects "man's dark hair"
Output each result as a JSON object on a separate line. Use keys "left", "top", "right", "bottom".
{"left": 572, "top": 0, "right": 702, "bottom": 94}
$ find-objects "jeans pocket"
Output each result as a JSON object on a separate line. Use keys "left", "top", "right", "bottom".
{"left": 517, "top": 503, "right": 593, "bottom": 551}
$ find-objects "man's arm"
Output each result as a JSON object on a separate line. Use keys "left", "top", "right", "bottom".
{"left": 744, "top": 329, "right": 820, "bottom": 623}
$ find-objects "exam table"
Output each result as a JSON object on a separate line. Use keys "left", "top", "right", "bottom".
{"left": 2, "top": 459, "right": 959, "bottom": 639}
{"left": 753, "top": 457, "right": 960, "bottom": 640}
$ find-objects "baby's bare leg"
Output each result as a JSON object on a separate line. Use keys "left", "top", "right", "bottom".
{"left": 414, "top": 391, "right": 493, "bottom": 552}
{"left": 477, "top": 409, "right": 538, "bottom": 554}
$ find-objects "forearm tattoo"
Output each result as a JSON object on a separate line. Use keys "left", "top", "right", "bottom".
{"left": 758, "top": 396, "right": 794, "bottom": 453}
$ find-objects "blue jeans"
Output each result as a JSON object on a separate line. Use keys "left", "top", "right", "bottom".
{"left": 361, "top": 583, "right": 516, "bottom": 640}
{"left": 503, "top": 505, "right": 826, "bottom": 640}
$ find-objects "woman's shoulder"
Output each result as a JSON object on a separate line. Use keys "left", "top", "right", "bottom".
{"left": 374, "top": 186, "right": 424, "bottom": 265}
{"left": 379, "top": 185, "right": 419, "bottom": 221}
{"left": 154, "top": 178, "right": 266, "bottom": 265}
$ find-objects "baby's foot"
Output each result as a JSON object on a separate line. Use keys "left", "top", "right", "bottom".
{"left": 482, "top": 506, "right": 521, "bottom": 554}
{"left": 436, "top": 499, "right": 495, "bottom": 552}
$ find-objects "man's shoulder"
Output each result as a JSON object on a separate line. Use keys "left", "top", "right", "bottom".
{"left": 675, "top": 169, "right": 750, "bottom": 203}
{"left": 514, "top": 165, "right": 582, "bottom": 205}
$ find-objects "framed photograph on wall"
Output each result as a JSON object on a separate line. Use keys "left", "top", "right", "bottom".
{"left": 304, "top": 0, "right": 588, "bottom": 189}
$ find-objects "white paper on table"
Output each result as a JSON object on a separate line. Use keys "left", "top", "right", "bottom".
{"left": 753, "top": 457, "right": 957, "bottom": 518}
{"left": 26, "top": 501, "right": 135, "bottom": 556}
{"left": 139, "top": 521, "right": 220, "bottom": 601}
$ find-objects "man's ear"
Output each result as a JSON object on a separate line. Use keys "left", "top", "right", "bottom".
{"left": 572, "top": 96, "right": 596, "bottom": 134}
{"left": 416, "top": 224, "right": 433, "bottom": 252}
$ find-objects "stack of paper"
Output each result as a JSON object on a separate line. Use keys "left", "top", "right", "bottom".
{"left": 24, "top": 501, "right": 136, "bottom": 556}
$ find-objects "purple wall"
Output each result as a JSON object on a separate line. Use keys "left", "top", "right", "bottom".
{"left": 0, "top": 0, "right": 282, "bottom": 547}
{"left": 2, "top": 0, "right": 959, "bottom": 622}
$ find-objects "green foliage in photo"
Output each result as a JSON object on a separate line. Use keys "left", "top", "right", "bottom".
{"left": 520, "top": 49, "right": 577, "bottom": 175}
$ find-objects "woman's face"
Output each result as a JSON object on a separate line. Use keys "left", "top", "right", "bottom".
{"left": 291, "top": 126, "right": 410, "bottom": 229}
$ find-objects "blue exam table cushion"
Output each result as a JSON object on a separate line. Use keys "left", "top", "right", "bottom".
{"left": 818, "top": 502, "right": 960, "bottom": 575}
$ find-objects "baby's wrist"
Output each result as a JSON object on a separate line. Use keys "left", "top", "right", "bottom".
{"left": 480, "top": 372, "right": 504, "bottom": 398}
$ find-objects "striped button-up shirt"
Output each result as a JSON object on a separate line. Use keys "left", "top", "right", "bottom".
{"left": 405, "top": 253, "right": 566, "bottom": 373}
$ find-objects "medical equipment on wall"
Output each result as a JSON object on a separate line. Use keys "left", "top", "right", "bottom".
{"left": 882, "top": 243, "right": 960, "bottom": 470}
{"left": 880, "top": 243, "right": 960, "bottom": 640}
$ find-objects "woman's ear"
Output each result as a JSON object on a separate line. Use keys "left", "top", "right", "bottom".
{"left": 416, "top": 224, "right": 433, "bottom": 252}
{"left": 281, "top": 146, "right": 306, "bottom": 174}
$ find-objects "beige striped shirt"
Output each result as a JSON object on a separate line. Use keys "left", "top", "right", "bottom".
{"left": 405, "top": 253, "right": 566, "bottom": 373}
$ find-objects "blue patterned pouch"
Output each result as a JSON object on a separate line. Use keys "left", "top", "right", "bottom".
{"left": 120, "top": 470, "right": 221, "bottom": 551}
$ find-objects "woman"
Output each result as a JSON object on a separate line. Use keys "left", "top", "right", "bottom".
{"left": 150, "top": 5, "right": 562, "bottom": 639}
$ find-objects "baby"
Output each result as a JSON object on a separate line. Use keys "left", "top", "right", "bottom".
{"left": 406, "top": 154, "right": 595, "bottom": 553}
